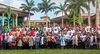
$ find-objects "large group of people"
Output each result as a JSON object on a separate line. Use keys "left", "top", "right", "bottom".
{"left": 0, "top": 25, "right": 100, "bottom": 50}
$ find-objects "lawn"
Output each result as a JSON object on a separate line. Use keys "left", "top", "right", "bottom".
{"left": 0, "top": 49, "right": 100, "bottom": 54}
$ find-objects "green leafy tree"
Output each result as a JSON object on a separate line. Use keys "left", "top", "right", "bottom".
{"left": 38, "top": 0, "right": 58, "bottom": 16}
{"left": 20, "top": 0, "right": 38, "bottom": 27}
{"left": 87, "top": 0, "right": 95, "bottom": 26}
{"left": 65, "top": 0, "right": 89, "bottom": 28}
{"left": 54, "top": 3, "right": 67, "bottom": 28}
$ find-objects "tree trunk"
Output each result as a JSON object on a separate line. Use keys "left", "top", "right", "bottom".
{"left": 8, "top": 19, "right": 9, "bottom": 28}
{"left": 88, "top": 1, "right": 91, "bottom": 26}
{"left": 96, "top": 2, "right": 100, "bottom": 26}
{"left": 62, "top": 12, "right": 64, "bottom": 28}
{"left": 27, "top": 17, "right": 28, "bottom": 27}
{"left": 2, "top": 13, "right": 4, "bottom": 26}
{"left": 73, "top": 11, "right": 75, "bottom": 30}
{"left": 29, "top": 12, "right": 30, "bottom": 28}
{"left": 79, "top": 12, "right": 82, "bottom": 29}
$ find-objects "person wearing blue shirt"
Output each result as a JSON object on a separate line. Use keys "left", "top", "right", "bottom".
{"left": 64, "top": 32, "right": 72, "bottom": 49}
{"left": 2, "top": 33, "right": 7, "bottom": 50}
{"left": 55, "top": 33, "right": 61, "bottom": 49}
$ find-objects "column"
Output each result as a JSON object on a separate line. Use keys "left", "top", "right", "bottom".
{"left": 13, "top": 18, "right": 15, "bottom": 27}
{"left": 34, "top": 22, "right": 36, "bottom": 27}
{"left": 2, "top": 13, "right": 4, "bottom": 26}
{"left": 46, "top": 22, "right": 48, "bottom": 27}
{"left": 49, "top": 22, "right": 50, "bottom": 27}
{"left": 53, "top": 22, "right": 55, "bottom": 27}
{"left": 16, "top": 14, "right": 18, "bottom": 27}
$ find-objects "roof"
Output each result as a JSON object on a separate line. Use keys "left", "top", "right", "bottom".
{"left": 40, "top": 16, "right": 50, "bottom": 20}
{"left": 51, "top": 13, "right": 96, "bottom": 21}
{"left": 51, "top": 15, "right": 68, "bottom": 22}
{"left": 0, "top": 3, "right": 33, "bottom": 17}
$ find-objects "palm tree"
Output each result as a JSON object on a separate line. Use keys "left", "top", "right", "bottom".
{"left": 20, "top": 0, "right": 38, "bottom": 27}
{"left": 66, "top": 0, "right": 89, "bottom": 28}
{"left": 38, "top": 0, "right": 58, "bottom": 17}
{"left": 87, "top": 0, "right": 95, "bottom": 26}
{"left": 54, "top": 3, "right": 67, "bottom": 28}
{"left": 2, "top": 6, "right": 16, "bottom": 28}
{"left": 96, "top": 0, "right": 100, "bottom": 26}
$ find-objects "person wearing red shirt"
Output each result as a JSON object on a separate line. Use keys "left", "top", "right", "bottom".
{"left": 30, "top": 29, "right": 34, "bottom": 36}
{"left": 50, "top": 33, "right": 55, "bottom": 49}
{"left": 0, "top": 34, "right": 2, "bottom": 49}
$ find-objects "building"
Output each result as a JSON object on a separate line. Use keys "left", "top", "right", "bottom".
{"left": 30, "top": 13, "right": 96, "bottom": 27}
{"left": 0, "top": 3, "right": 33, "bottom": 27}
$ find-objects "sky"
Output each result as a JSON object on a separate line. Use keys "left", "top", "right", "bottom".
{"left": 0, "top": 0, "right": 96, "bottom": 20}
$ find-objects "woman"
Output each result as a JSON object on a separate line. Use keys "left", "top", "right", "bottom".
{"left": 7, "top": 33, "right": 14, "bottom": 49}
{"left": 98, "top": 34, "right": 100, "bottom": 49}
{"left": 22, "top": 34, "right": 28, "bottom": 49}
{"left": 17, "top": 34, "right": 22, "bottom": 49}
{"left": 50, "top": 33, "right": 56, "bottom": 49}
{"left": 90, "top": 34, "right": 94, "bottom": 49}
{"left": 47, "top": 32, "right": 51, "bottom": 49}
{"left": 60, "top": 33, "right": 66, "bottom": 49}
{"left": 72, "top": 34, "right": 78, "bottom": 49}
{"left": 35, "top": 34, "right": 40, "bottom": 50}
{"left": 55, "top": 33, "right": 61, "bottom": 49}
{"left": 28, "top": 35, "right": 34, "bottom": 50}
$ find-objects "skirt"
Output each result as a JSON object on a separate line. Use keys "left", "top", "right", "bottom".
{"left": 29, "top": 41, "right": 33, "bottom": 46}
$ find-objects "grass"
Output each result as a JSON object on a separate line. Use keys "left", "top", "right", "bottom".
{"left": 0, "top": 49, "right": 100, "bottom": 54}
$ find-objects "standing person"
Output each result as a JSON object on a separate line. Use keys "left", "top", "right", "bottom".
{"left": 7, "top": 33, "right": 14, "bottom": 49}
{"left": 28, "top": 35, "right": 34, "bottom": 50}
{"left": 0, "top": 33, "right": 2, "bottom": 49}
{"left": 55, "top": 33, "right": 61, "bottom": 49}
{"left": 97, "top": 34, "right": 100, "bottom": 49}
{"left": 40, "top": 33, "right": 47, "bottom": 50}
{"left": 93, "top": 34, "right": 98, "bottom": 49}
{"left": 47, "top": 32, "right": 51, "bottom": 49}
{"left": 80, "top": 34, "right": 86, "bottom": 49}
{"left": 35, "top": 34, "right": 40, "bottom": 50}
{"left": 85, "top": 33, "right": 90, "bottom": 49}
{"left": 50, "top": 33, "right": 56, "bottom": 49}
{"left": 60, "top": 33, "right": 66, "bottom": 49}
{"left": 89, "top": 34, "right": 94, "bottom": 49}
{"left": 22, "top": 34, "right": 28, "bottom": 49}
{"left": 71, "top": 34, "right": 78, "bottom": 49}
{"left": 2, "top": 33, "right": 7, "bottom": 50}
{"left": 17, "top": 34, "right": 22, "bottom": 50}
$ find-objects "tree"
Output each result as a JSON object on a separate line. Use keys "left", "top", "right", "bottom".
{"left": 96, "top": 0, "right": 100, "bottom": 26}
{"left": 2, "top": 6, "right": 16, "bottom": 28}
{"left": 54, "top": 3, "right": 67, "bottom": 28}
{"left": 65, "top": 0, "right": 89, "bottom": 28}
{"left": 20, "top": 0, "right": 38, "bottom": 27}
{"left": 38, "top": 0, "right": 58, "bottom": 16}
{"left": 87, "top": 0, "right": 95, "bottom": 26}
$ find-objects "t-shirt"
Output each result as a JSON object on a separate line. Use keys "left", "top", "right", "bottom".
{"left": 30, "top": 30, "right": 34, "bottom": 36}
{"left": 38, "top": 30, "right": 43, "bottom": 36}
{"left": 22, "top": 36, "right": 28, "bottom": 43}
{"left": 5, "top": 27, "right": 10, "bottom": 32}
{"left": 50, "top": 36, "right": 55, "bottom": 42}
{"left": 0, "top": 34, "right": 2, "bottom": 42}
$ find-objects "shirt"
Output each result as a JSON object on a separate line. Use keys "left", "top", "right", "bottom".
{"left": 64, "top": 34, "right": 71, "bottom": 40}
{"left": 50, "top": 36, "right": 55, "bottom": 42}
{"left": 22, "top": 36, "right": 28, "bottom": 43}
{"left": 0, "top": 34, "right": 2, "bottom": 42}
